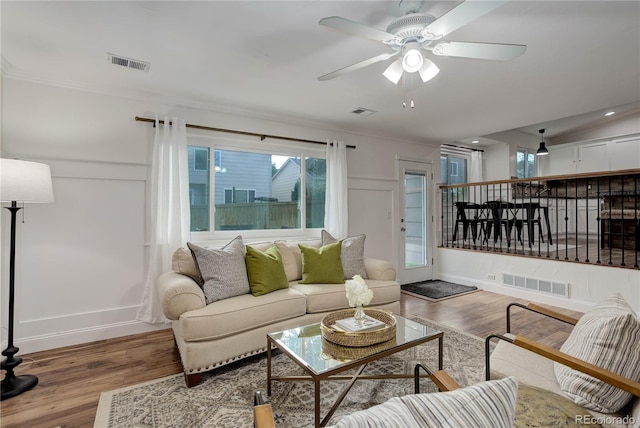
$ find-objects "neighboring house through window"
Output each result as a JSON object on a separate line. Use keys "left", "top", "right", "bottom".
{"left": 187, "top": 144, "right": 326, "bottom": 235}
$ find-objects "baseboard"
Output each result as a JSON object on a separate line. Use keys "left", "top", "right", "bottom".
{"left": 437, "top": 274, "right": 595, "bottom": 313}
{"left": 7, "top": 320, "right": 169, "bottom": 355}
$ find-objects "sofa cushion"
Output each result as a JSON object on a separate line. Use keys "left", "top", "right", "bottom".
{"left": 291, "top": 279, "right": 400, "bottom": 313}
{"left": 245, "top": 245, "right": 288, "bottom": 296}
{"left": 299, "top": 242, "right": 344, "bottom": 284}
{"left": 554, "top": 293, "right": 640, "bottom": 413}
{"left": 335, "top": 376, "right": 518, "bottom": 428}
{"left": 178, "top": 288, "right": 307, "bottom": 342}
{"left": 187, "top": 237, "right": 250, "bottom": 304}
{"left": 321, "top": 230, "right": 368, "bottom": 279}
{"left": 273, "top": 239, "right": 322, "bottom": 281}
{"left": 172, "top": 247, "right": 202, "bottom": 283}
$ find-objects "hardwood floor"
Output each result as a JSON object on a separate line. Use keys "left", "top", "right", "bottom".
{"left": 0, "top": 290, "right": 582, "bottom": 428}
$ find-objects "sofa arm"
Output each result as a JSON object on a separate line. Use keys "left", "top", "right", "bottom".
{"left": 364, "top": 257, "right": 396, "bottom": 281}
{"left": 157, "top": 271, "right": 206, "bottom": 320}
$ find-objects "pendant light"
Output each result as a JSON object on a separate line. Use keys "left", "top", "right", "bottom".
{"left": 536, "top": 129, "right": 549, "bottom": 156}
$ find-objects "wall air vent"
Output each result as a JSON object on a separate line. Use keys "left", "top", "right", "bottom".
{"left": 107, "top": 53, "right": 150, "bottom": 72}
{"left": 351, "top": 107, "right": 377, "bottom": 116}
{"left": 502, "top": 272, "right": 569, "bottom": 298}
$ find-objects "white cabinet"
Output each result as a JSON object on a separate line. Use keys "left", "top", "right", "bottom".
{"left": 548, "top": 136, "right": 638, "bottom": 174}
{"left": 578, "top": 142, "right": 609, "bottom": 173}
{"left": 611, "top": 137, "right": 640, "bottom": 170}
{"left": 549, "top": 146, "right": 577, "bottom": 175}
{"left": 547, "top": 199, "right": 600, "bottom": 235}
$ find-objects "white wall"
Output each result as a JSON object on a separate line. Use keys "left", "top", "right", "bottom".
{"left": 438, "top": 248, "right": 640, "bottom": 313}
{"left": 3, "top": 78, "right": 638, "bottom": 355}
{"left": 1, "top": 78, "right": 440, "bottom": 353}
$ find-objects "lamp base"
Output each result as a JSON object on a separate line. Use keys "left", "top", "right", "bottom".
{"left": 1, "top": 373, "right": 38, "bottom": 400}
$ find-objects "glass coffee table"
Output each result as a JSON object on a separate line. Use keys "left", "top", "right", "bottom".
{"left": 266, "top": 315, "right": 443, "bottom": 427}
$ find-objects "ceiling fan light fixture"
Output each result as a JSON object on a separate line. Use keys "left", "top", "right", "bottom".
{"left": 401, "top": 43, "right": 424, "bottom": 73}
{"left": 418, "top": 58, "right": 439, "bottom": 82}
{"left": 383, "top": 58, "right": 404, "bottom": 84}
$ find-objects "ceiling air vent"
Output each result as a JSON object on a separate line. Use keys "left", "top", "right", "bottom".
{"left": 351, "top": 107, "right": 377, "bottom": 116}
{"left": 107, "top": 53, "right": 150, "bottom": 72}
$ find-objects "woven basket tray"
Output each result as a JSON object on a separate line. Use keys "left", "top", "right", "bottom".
{"left": 321, "top": 308, "right": 396, "bottom": 347}
{"left": 322, "top": 337, "right": 397, "bottom": 361}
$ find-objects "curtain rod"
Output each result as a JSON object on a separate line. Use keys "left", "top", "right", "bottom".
{"left": 134, "top": 116, "right": 356, "bottom": 149}
{"left": 442, "top": 143, "right": 484, "bottom": 152}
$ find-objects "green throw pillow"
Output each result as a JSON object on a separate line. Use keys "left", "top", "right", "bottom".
{"left": 298, "top": 242, "right": 344, "bottom": 284}
{"left": 245, "top": 245, "right": 289, "bottom": 296}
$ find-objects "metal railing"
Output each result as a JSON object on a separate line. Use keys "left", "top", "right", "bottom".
{"left": 439, "top": 169, "right": 640, "bottom": 269}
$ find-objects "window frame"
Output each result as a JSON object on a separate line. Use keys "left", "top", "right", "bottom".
{"left": 187, "top": 133, "right": 327, "bottom": 242}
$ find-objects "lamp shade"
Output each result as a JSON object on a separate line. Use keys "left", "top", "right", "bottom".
{"left": 536, "top": 142, "right": 549, "bottom": 156}
{"left": 382, "top": 58, "right": 404, "bottom": 85}
{"left": 0, "top": 159, "right": 54, "bottom": 203}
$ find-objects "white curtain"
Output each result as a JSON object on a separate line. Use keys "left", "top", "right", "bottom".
{"left": 469, "top": 150, "right": 483, "bottom": 182}
{"left": 469, "top": 150, "right": 484, "bottom": 201}
{"left": 324, "top": 140, "right": 348, "bottom": 238}
{"left": 137, "top": 116, "right": 191, "bottom": 324}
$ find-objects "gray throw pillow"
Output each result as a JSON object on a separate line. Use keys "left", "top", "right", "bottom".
{"left": 322, "top": 230, "right": 367, "bottom": 279}
{"left": 187, "top": 236, "right": 250, "bottom": 304}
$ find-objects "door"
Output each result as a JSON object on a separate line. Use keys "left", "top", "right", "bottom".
{"left": 398, "top": 160, "right": 433, "bottom": 284}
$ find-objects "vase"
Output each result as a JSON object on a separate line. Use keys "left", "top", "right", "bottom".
{"left": 353, "top": 304, "right": 366, "bottom": 325}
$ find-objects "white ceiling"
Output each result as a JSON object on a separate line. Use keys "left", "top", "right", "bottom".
{"left": 2, "top": 1, "right": 639, "bottom": 147}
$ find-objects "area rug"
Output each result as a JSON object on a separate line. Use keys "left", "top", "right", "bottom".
{"left": 401, "top": 280, "right": 478, "bottom": 301}
{"left": 95, "top": 318, "right": 487, "bottom": 428}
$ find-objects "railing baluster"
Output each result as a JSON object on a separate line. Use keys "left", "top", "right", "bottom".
{"left": 585, "top": 177, "right": 590, "bottom": 263}
{"left": 575, "top": 178, "right": 579, "bottom": 262}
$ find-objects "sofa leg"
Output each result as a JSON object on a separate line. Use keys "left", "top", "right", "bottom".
{"left": 184, "top": 372, "right": 202, "bottom": 388}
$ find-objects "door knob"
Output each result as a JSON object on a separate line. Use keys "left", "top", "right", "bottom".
{"left": 401, "top": 227, "right": 406, "bottom": 232}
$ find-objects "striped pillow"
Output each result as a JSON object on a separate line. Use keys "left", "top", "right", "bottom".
{"left": 335, "top": 376, "right": 518, "bottom": 428}
{"left": 554, "top": 293, "right": 640, "bottom": 413}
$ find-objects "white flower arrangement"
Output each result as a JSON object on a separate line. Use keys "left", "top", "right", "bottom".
{"left": 345, "top": 275, "right": 373, "bottom": 307}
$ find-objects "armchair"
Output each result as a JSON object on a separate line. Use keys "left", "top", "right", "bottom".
{"left": 486, "top": 297, "right": 640, "bottom": 428}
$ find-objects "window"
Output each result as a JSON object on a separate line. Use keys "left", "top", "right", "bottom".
{"left": 517, "top": 149, "right": 537, "bottom": 178}
{"left": 440, "top": 155, "right": 468, "bottom": 185}
{"left": 224, "top": 188, "right": 256, "bottom": 204}
{"left": 194, "top": 148, "right": 208, "bottom": 171}
{"left": 187, "top": 146, "right": 326, "bottom": 233}
{"left": 441, "top": 150, "right": 469, "bottom": 201}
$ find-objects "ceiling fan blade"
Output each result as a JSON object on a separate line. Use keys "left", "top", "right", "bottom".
{"left": 318, "top": 52, "right": 399, "bottom": 81}
{"left": 432, "top": 41, "right": 526, "bottom": 60}
{"left": 421, "top": 0, "right": 508, "bottom": 40}
{"left": 319, "top": 16, "right": 396, "bottom": 43}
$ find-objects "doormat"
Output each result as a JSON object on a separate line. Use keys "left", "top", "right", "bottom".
{"left": 401, "top": 280, "right": 478, "bottom": 302}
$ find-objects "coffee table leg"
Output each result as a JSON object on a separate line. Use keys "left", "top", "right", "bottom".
{"left": 438, "top": 336, "right": 443, "bottom": 370}
{"left": 314, "top": 379, "right": 321, "bottom": 428}
{"left": 267, "top": 338, "right": 272, "bottom": 396}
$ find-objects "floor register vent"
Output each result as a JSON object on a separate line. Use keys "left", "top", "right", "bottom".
{"left": 107, "top": 53, "right": 151, "bottom": 72}
{"left": 502, "top": 273, "right": 569, "bottom": 298}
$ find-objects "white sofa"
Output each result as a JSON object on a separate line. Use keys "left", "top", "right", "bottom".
{"left": 157, "top": 237, "right": 401, "bottom": 387}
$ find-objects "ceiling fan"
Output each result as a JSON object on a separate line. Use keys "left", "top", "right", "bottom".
{"left": 318, "top": 0, "right": 526, "bottom": 85}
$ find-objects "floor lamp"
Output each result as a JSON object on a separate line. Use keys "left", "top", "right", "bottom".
{"left": 0, "top": 158, "right": 54, "bottom": 400}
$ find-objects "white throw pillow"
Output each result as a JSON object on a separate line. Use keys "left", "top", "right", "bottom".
{"left": 187, "top": 236, "right": 250, "bottom": 304}
{"left": 554, "top": 293, "right": 640, "bottom": 413}
{"left": 335, "top": 376, "right": 518, "bottom": 428}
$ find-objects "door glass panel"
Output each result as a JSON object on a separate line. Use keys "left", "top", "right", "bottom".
{"left": 404, "top": 172, "right": 427, "bottom": 268}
